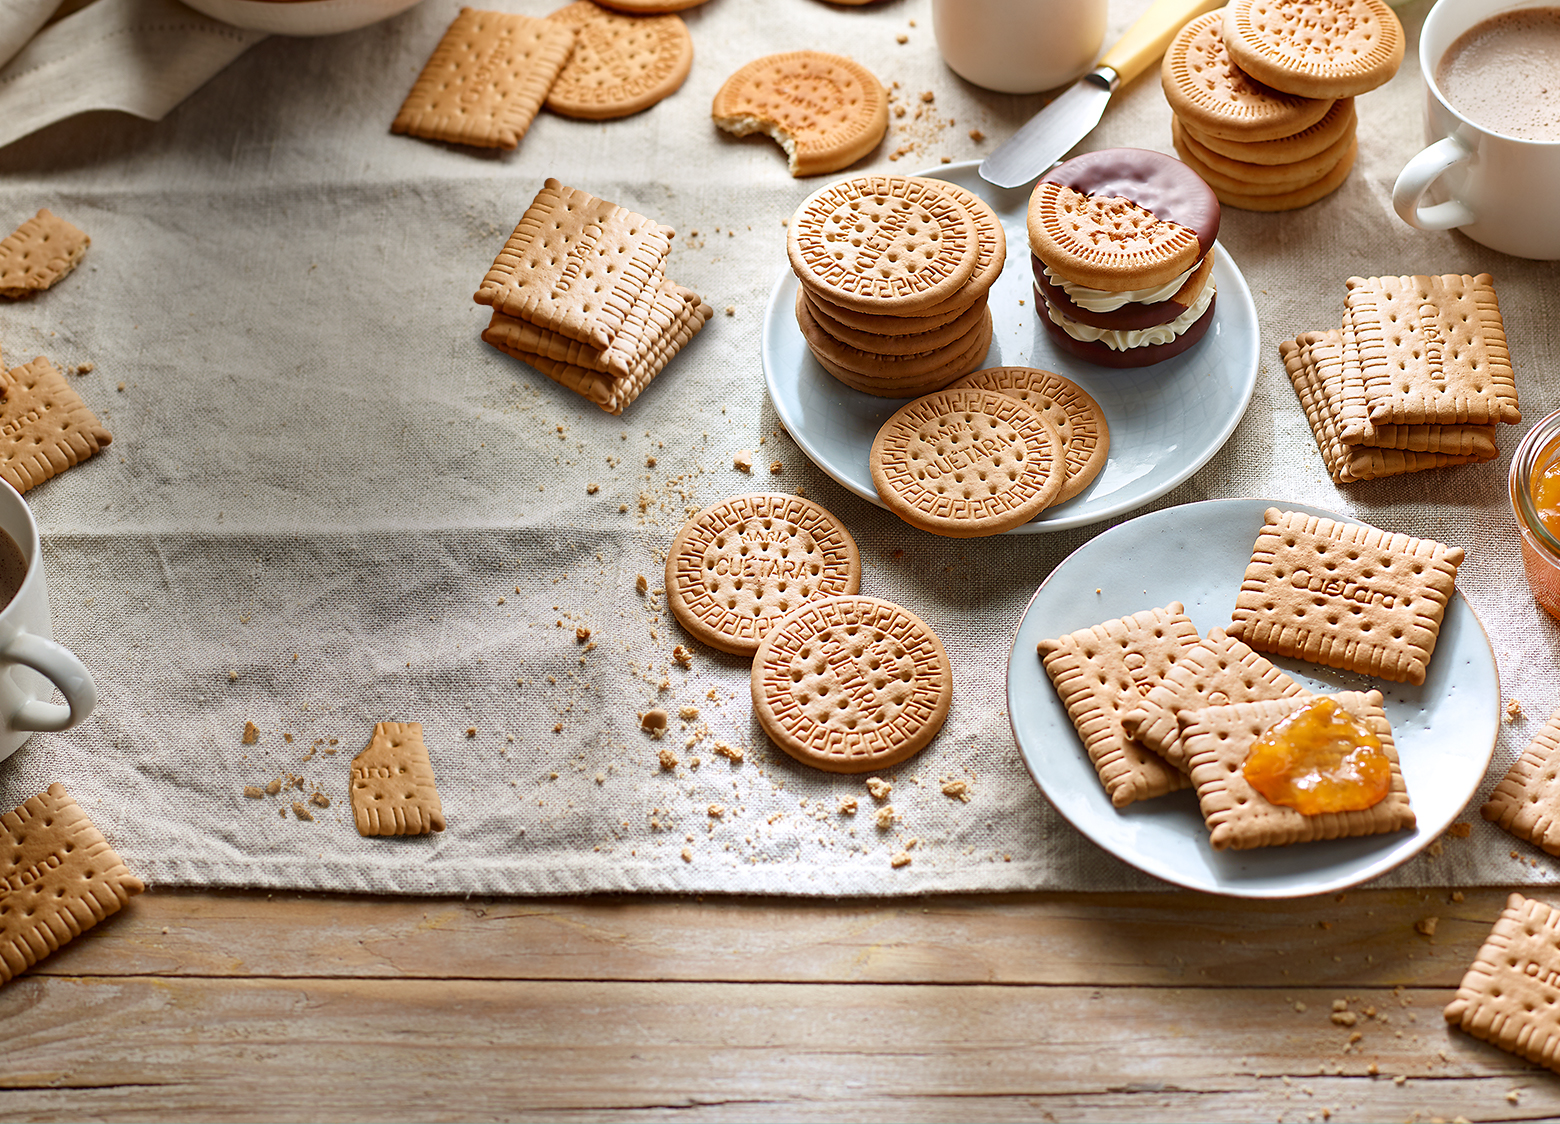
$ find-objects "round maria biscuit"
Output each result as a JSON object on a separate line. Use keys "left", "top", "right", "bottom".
{"left": 1161, "top": 11, "right": 1333, "bottom": 144}
{"left": 1173, "top": 115, "right": 1356, "bottom": 185}
{"left": 1199, "top": 135, "right": 1358, "bottom": 211}
{"left": 1179, "top": 97, "right": 1354, "bottom": 164}
{"left": 665, "top": 493, "right": 862, "bottom": 656}
{"left": 1039, "top": 286, "right": 1217, "bottom": 368}
{"left": 545, "top": 1, "right": 694, "bottom": 120}
{"left": 806, "top": 306, "right": 994, "bottom": 397}
{"left": 1222, "top": 0, "right": 1404, "bottom": 100}
{"left": 788, "top": 175, "right": 980, "bottom": 315}
{"left": 948, "top": 367, "right": 1110, "bottom": 504}
{"left": 1032, "top": 249, "right": 1215, "bottom": 331}
{"left": 712, "top": 52, "right": 888, "bottom": 177}
{"left": 796, "top": 289, "right": 990, "bottom": 377}
{"left": 1026, "top": 148, "right": 1219, "bottom": 292}
{"left": 804, "top": 285, "right": 980, "bottom": 333}
{"left": 800, "top": 286, "right": 987, "bottom": 355}
{"left": 870, "top": 387, "right": 1064, "bottom": 536}
{"left": 921, "top": 178, "right": 1007, "bottom": 299}
{"left": 751, "top": 595, "right": 953, "bottom": 774}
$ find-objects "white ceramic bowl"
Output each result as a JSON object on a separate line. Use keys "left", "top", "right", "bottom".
{"left": 180, "top": 0, "right": 426, "bottom": 36}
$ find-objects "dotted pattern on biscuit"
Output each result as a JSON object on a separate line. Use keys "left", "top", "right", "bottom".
{"left": 1482, "top": 707, "right": 1560, "bottom": 855}
{"left": 1346, "top": 273, "right": 1520, "bottom": 428}
{"left": 1227, "top": 508, "right": 1464, "bottom": 685}
{"left": 666, "top": 494, "right": 861, "bottom": 656}
{"left": 751, "top": 596, "right": 952, "bottom": 773}
{"left": 948, "top": 367, "right": 1108, "bottom": 499}
{"left": 0, "top": 356, "right": 112, "bottom": 495}
{"left": 711, "top": 52, "right": 888, "bottom": 174}
{"left": 350, "top": 721, "right": 446, "bottom": 836}
{"left": 0, "top": 209, "right": 89, "bottom": 298}
{"left": 1223, "top": 0, "right": 1403, "bottom": 99}
{"left": 1180, "top": 691, "right": 1413, "bottom": 850}
{"left": 545, "top": 1, "right": 693, "bottom": 120}
{"left": 390, "top": 10, "right": 577, "bottom": 149}
{"left": 1037, "top": 603, "right": 1199, "bottom": 807}
{"left": 1027, "top": 183, "right": 1200, "bottom": 291}
{"left": 1161, "top": 11, "right": 1332, "bottom": 142}
{"left": 1445, "top": 894, "right": 1560, "bottom": 1073}
{"left": 0, "top": 783, "right": 144, "bottom": 986}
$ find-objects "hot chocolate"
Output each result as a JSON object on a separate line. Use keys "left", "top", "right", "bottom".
{"left": 1436, "top": 8, "right": 1560, "bottom": 143}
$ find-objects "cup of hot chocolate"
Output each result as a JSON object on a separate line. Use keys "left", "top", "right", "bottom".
{"left": 0, "top": 480, "right": 95, "bottom": 765}
{"left": 1392, "top": 0, "right": 1560, "bottom": 259}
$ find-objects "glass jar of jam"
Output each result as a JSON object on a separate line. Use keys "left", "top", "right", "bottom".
{"left": 1510, "top": 406, "right": 1560, "bottom": 620}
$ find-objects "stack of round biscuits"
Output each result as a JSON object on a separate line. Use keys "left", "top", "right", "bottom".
{"left": 1027, "top": 148, "right": 1221, "bottom": 368}
{"left": 1161, "top": 0, "right": 1402, "bottom": 212}
{"left": 787, "top": 174, "right": 1004, "bottom": 397}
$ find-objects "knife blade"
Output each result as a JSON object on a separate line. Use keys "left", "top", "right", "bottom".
{"left": 979, "top": 0, "right": 1228, "bottom": 189}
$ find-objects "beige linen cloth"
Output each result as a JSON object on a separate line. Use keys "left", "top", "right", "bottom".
{"left": 0, "top": 0, "right": 1554, "bottom": 895}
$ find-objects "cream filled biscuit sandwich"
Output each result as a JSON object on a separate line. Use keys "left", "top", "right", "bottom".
{"left": 1026, "top": 148, "right": 1220, "bottom": 368}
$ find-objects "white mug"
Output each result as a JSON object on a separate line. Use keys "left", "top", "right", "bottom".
{"left": 0, "top": 480, "right": 95, "bottom": 764}
{"left": 932, "top": 0, "right": 1108, "bottom": 94}
{"left": 1392, "top": 0, "right": 1560, "bottom": 259}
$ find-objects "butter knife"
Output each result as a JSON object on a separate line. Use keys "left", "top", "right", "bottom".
{"left": 978, "top": 0, "right": 1227, "bottom": 189}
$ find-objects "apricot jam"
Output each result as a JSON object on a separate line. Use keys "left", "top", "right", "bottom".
{"left": 1242, "top": 697, "right": 1391, "bottom": 815}
{"left": 1533, "top": 456, "right": 1560, "bottom": 538}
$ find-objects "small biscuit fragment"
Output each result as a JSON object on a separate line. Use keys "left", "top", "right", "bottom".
{"left": 1037, "top": 602, "right": 1200, "bottom": 807}
{"left": 712, "top": 51, "right": 888, "bottom": 176}
{"left": 1179, "top": 691, "right": 1413, "bottom": 850}
{"left": 0, "top": 356, "right": 112, "bottom": 494}
{"left": 1482, "top": 707, "right": 1560, "bottom": 854}
{"left": 0, "top": 210, "right": 89, "bottom": 299}
{"left": 1227, "top": 508, "right": 1463, "bottom": 685}
{"left": 0, "top": 783, "right": 144, "bottom": 986}
{"left": 391, "top": 9, "right": 577, "bottom": 149}
{"left": 1446, "top": 893, "right": 1560, "bottom": 1072}
{"left": 350, "top": 721, "right": 446, "bottom": 836}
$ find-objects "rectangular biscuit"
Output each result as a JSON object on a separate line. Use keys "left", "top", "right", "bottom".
{"left": 473, "top": 178, "right": 674, "bottom": 352}
{"left": 1226, "top": 507, "right": 1463, "bottom": 685}
{"left": 1345, "top": 273, "right": 1520, "bottom": 427}
{"left": 1445, "top": 894, "right": 1560, "bottom": 1072}
{"left": 0, "top": 209, "right": 89, "bottom": 299}
{"left": 1281, "top": 331, "right": 1489, "bottom": 483}
{"left": 0, "top": 356, "right": 112, "bottom": 494}
{"left": 1482, "top": 706, "right": 1560, "bottom": 854}
{"left": 483, "top": 262, "right": 667, "bottom": 379}
{"left": 1036, "top": 602, "right": 1200, "bottom": 808}
{"left": 1120, "top": 626, "right": 1310, "bottom": 773}
{"left": 1179, "top": 691, "right": 1414, "bottom": 851}
{"left": 484, "top": 279, "right": 711, "bottom": 414}
{"left": 392, "top": 9, "right": 576, "bottom": 150}
{"left": 350, "top": 721, "right": 446, "bottom": 836}
{"left": 0, "top": 783, "right": 144, "bottom": 986}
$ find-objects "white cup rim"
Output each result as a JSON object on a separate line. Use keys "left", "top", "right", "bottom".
{"left": 1421, "top": 0, "right": 1560, "bottom": 148}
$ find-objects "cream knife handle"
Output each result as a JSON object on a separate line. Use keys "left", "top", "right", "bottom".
{"left": 1098, "top": 0, "right": 1227, "bottom": 86}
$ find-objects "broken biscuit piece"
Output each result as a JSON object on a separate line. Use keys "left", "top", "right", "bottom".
{"left": 349, "top": 721, "right": 446, "bottom": 836}
{"left": 0, "top": 210, "right": 89, "bottom": 299}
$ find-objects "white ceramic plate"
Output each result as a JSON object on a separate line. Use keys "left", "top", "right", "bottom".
{"left": 762, "top": 160, "right": 1260, "bottom": 533}
{"left": 1006, "top": 498, "right": 1501, "bottom": 898}
{"left": 182, "top": 0, "right": 424, "bottom": 35}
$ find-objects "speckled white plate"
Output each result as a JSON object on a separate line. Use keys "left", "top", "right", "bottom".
{"left": 762, "top": 160, "right": 1260, "bottom": 534}
{"left": 1006, "top": 498, "right": 1501, "bottom": 898}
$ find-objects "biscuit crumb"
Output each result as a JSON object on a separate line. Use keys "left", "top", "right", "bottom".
{"left": 866, "top": 777, "right": 892, "bottom": 801}
{"left": 919, "top": 90, "right": 934, "bottom": 102}
{"left": 635, "top": 574, "right": 648, "bottom": 594}
{"left": 874, "top": 805, "right": 897, "bottom": 829}
{"left": 672, "top": 645, "right": 693, "bottom": 668}
{"left": 838, "top": 795, "right": 857, "bottom": 815}
{"left": 769, "top": 460, "right": 783, "bottom": 474}
{"left": 466, "top": 727, "right": 477, "bottom": 738}
{"left": 265, "top": 778, "right": 282, "bottom": 796}
{"left": 310, "top": 792, "right": 330, "bottom": 808}
{"left": 243, "top": 785, "right": 264, "bottom": 799}
{"left": 586, "top": 482, "right": 599, "bottom": 495}
{"left": 681, "top": 847, "right": 693, "bottom": 862}
{"left": 1414, "top": 916, "right": 1438, "bottom": 937}
{"left": 74, "top": 361, "right": 94, "bottom": 375}
{"left": 1330, "top": 1011, "right": 1358, "bottom": 1027}
{"left": 708, "top": 804, "right": 724, "bottom": 819}
{"left": 1448, "top": 822, "right": 1471, "bottom": 838}
{"left": 733, "top": 450, "right": 753, "bottom": 473}
{"left": 1507, "top": 1089, "right": 1522, "bottom": 1105}
{"left": 713, "top": 740, "right": 743, "bottom": 763}
{"left": 679, "top": 705, "right": 699, "bottom": 720}
{"left": 228, "top": 669, "right": 238, "bottom": 681}
{"left": 1365, "top": 1063, "right": 1378, "bottom": 1076}
{"left": 292, "top": 803, "right": 313, "bottom": 822}
{"left": 658, "top": 746, "right": 678, "bottom": 770}
{"left": 1507, "top": 698, "right": 1523, "bottom": 720}
{"left": 576, "top": 626, "right": 591, "bottom": 642}
{"left": 895, "top": 32, "right": 907, "bottom": 43}
{"left": 1450, "top": 890, "right": 1464, "bottom": 902}
{"left": 725, "top": 305, "right": 735, "bottom": 317}
{"left": 941, "top": 778, "right": 970, "bottom": 802}
{"left": 968, "top": 128, "right": 985, "bottom": 142}
{"left": 242, "top": 721, "right": 259, "bottom": 745}
{"left": 642, "top": 708, "right": 669, "bottom": 738}
{"left": 890, "top": 851, "right": 912, "bottom": 868}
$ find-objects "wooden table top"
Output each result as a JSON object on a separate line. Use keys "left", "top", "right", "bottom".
{"left": 2, "top": 885, "right": 1555, "bottom": 1120}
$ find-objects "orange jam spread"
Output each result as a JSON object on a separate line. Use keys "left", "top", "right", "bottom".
{"left": 1532, "top": 456, "right": 1560, "bottom": 537}
{"left": 1242, "top": 697, "right": 1391, "bottom": 815}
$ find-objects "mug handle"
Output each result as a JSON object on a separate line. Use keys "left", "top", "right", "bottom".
{"left": 1392, "top": 136, "right": 1478, "bottom": 231}
{"left": 0, "top": 630, "right": 96, "bottom": 732}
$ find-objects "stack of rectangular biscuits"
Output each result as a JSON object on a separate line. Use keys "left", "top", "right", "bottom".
{"left": 476, "top": 178, "right": 711, "bottom": 415}
{"left": 787, "top": 176, "right": 1002, "bottom": 398}
{"left": 1160, "top": 11, "right": 1361, "bottom": 212}
{"left": 1283, "top": 273, "right": 1519, "bottom": 483}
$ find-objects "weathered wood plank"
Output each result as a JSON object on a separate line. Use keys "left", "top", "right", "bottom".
{"left": 36, "top": 887, "right": 1513, "bottom": 988}
{"left": 0, "top": 977, "right": 1551, "bottom": 1122}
